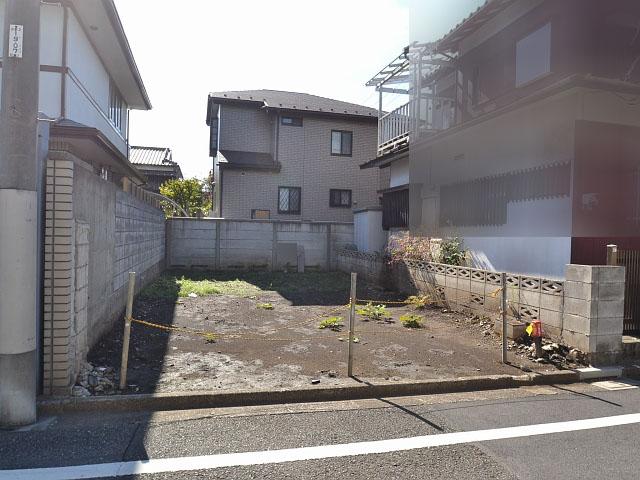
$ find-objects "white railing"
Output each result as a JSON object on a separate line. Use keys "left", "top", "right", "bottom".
{"left": 377, "top": 97, "right": 457, "bottom": 154}
{"left": 378, "top": 101, "right": 413, "bottom": 153}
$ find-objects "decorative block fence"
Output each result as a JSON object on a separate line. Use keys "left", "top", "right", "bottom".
{"left": 337, "top": 250, "right": 625, "bottom": 365}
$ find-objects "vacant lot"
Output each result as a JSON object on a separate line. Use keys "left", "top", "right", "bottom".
{"left": 88, "top": 270, "right": 561, "bottom": 394}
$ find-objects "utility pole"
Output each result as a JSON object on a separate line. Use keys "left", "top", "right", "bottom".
{"left": 0, "top": 0, "right": 40, "bottom": 427}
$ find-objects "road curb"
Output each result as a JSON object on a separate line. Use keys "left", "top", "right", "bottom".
{"left": 37, "top": 370, "right": 580, "bottom": 415}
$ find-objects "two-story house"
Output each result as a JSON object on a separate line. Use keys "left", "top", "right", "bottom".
{"left": 363, "top": 0, "right": 640, "bottom": 282}
{"left": 1, "top": 0, "right": 155, "bottom": 396}
{"left": 0, "top": 0, "right": 151, "bottom": 185}
{"left": 206, "top": 90, "right": 387, "bottom": 222}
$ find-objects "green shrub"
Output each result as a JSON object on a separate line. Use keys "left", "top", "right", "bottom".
{"left": 257, "top": 302, "right": 274, "bottom": 310}
{"left": 405, "top": 295, "right": 431, "bottom": 309}
{"left": 440, "top": 237, "right": 466, "bottom": 266}
{"left": 203, "top": 332, "right": 217, "bottom": 343}
{"left": 399, "top": 314, "right": 424, "bottom": 328}
{"left": 356, "top": 302, "right": 391, "bottom": 322}
{"left": 318, "top": 316, "right": 343, "bottom": 331}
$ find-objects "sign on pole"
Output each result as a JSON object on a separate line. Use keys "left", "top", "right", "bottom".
{"left": 8, "top": 24, "right": 24, "bottom": 58}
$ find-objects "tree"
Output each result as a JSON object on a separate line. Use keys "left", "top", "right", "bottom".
{"left": 159, "top": 178, "right": 211, "bottom": 217}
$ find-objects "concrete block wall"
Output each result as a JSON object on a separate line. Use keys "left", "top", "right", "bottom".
{"left": 336, "top": 250, "right": 626, "bottom": 364}
{"left": 114, "top": 190, "right": 165, "bottom": 292}
{"left": 43, "top": 149, "right": 165, "bottom": 394}
{"left": 336, "top": 249, "right": 386, "bottom": 284}
{"left": 562, "top": 265, "right": 625, "bottom": 365}
{"left": 167, "top": 218, "right": 354, "bottom": 271}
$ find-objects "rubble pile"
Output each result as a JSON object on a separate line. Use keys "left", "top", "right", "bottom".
{"left": 509, "top": 339, "right": 588, "bottom": 367}
{"left": 72, "top": 362, "right": 117, "bottom": 397}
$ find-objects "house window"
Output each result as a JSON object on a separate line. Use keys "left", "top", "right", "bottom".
{"left": 278, "top": 187, "right": 301, "bottom": 214}
{"left": 329, "top": 189, "right": 352, "bottom": 208}
{"left": 251, "top": 209, "right": 270, "bottom": 219}
{"left": 109, "top": 79, "right": 124, "bottom": 131}
{"left": 471, "top": 66, "right": 480, "bottom": 106}
{"left": 331, "top": 130, "right": 353, "bottom": 156}
{"left": 281, "top": 116, "right": 302, "bottom": 126}
{"left": 516, "top": 22, "right": 551, "bottom": 87}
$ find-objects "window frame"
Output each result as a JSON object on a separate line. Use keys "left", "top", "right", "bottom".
{"left": 108, "top": 79, "right": 124, "bottom": 132}
{"left": 281, "top": 116, "right": 303, "bottom": 127}
{"left": 277, "top": 186, "right": 302, "bottom": 215}
{"left": 329, "top": 189, "right": 352, "bottom": 208}
{"left": 515, "top": 21, "right": 552, "bottom": 88}
{"left": 330, "top": 130, "right": 353, "bottom": 157}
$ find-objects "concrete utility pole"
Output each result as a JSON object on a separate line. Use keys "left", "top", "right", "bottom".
{"left": 0, "top": 0, "right": 40, "bottom": 427}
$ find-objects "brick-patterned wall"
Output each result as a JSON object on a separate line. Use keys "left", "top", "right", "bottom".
{"left": 219, "top": 109, "right": 380, "bottom": 222}
{"left": 43, "top": 156, "right": 76, "bottom": 393}
{"left": 43, "top": 149, "right": 165, "bottom": 394}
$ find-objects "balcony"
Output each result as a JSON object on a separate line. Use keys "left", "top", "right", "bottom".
{"left": 378, "top": 101, "right": 412, "bottom": 156}
{"left": 377, "top": 97, "right": 455, "bottom": 155}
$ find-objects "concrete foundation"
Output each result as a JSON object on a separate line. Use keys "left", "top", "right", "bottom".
{"left": 0, "top": 351, "right": 37, "bottom": 427}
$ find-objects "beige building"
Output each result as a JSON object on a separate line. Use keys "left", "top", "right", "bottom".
{"left": 206, "top": 90, "right": 387, "bottom": 222}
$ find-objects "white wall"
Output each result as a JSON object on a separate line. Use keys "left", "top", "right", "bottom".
{"left": 389, "top": 157, "right": 409, "bottom": 188}
{"left": 0, "top": 2, "right": 128, "bottom": 155}
{"left": 65, "top": 9, "right": 127, "bottom": 154}
{"left": 354, "top": 209, "right": 387, "bottom": 253}
{"left": 464, "top": 236, "right": 571, "bottom": 279}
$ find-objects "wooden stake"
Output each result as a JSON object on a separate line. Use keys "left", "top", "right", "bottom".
{"left": 119, "top": 272, "right": 136, "bottom": 391}
{"left": 347, "top": 272, "right": 357, "bottom": 378}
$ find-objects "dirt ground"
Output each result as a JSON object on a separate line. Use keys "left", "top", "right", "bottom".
{"left": 88, "top": 271, "right": 564, "bottom": 394}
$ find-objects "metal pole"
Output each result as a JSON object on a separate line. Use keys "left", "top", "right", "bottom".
{"left": 501, "top": 272, "right": 508, "bottom": 364}
{"left": 119, "top": 272, "right": 136, "bottom": 391}
{"left": 0, "top": 0, "right": 41, "bottom": 427}
{"left": 347, "top": 272, "right": 357, "bottom": 378}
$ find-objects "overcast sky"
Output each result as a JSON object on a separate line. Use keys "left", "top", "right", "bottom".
{"left": 115, "top": 0, "right": 482, "bottom": 179}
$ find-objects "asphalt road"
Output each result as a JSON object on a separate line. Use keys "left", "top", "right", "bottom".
{"left": 1, "top": 381, "right": 640, "bottom": 479}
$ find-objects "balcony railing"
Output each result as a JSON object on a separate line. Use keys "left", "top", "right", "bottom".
{"left": 377, "top": 97, "right": 456, "bottom": 155}
{"left": 378, "top": 101, "right": 413, "bottom": 155}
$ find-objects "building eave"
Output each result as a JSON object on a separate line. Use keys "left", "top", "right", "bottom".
{"left": 50, "top": 121, "right": 146, "bottom": 184}
{"left": 68, "top": 0, "right": 151, "bottom": 110}
{"left": 360, "top": 145, "right": 410, "bottom": 170}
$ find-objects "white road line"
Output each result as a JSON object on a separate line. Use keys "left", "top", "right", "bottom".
{"left": 3, "top": 413, "right": 640, "bottom": 480}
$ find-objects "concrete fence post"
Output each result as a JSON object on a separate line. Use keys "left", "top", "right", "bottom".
{"left": 606, "top": 244, "right": 618, "bottom": 266}
{"left": 271, "top": 222, "right": 278, "bottom": 271}
{"left": 563, "top": 264, "right": 625, "bottom": 365}
{"left": 326, "top": 223, "right": 332, "bottom": 271}
{"left": 214, "top": 219, "right": 221, "bottom": 270}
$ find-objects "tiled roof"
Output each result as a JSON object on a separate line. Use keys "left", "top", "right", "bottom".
{"left": 436, "top": 0, "right": 516, "bottom": 53}
{"left": 208, "top": 89, "right": 378, "bottom": 118}
{"left": 130, "top": 146, "right": 173, "bottom": 166}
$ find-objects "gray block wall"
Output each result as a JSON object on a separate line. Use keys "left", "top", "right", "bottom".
{"left": 43, "top": 148, "right": 165, "bottom": 394}
{"left": 167, "top": 218, "right": 354, "bottom": 271}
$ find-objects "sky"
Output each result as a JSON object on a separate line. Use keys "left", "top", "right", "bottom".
{"left": 115, "top": 0, "right": 484, "bottom": 179}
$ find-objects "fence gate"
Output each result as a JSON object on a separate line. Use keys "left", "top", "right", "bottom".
{"left": 617, "top": 249, "right": 640, "bottom": 335}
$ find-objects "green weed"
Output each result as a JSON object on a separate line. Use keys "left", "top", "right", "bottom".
{"left": 399, "top": 314, "right": 424, "bottom": 328}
